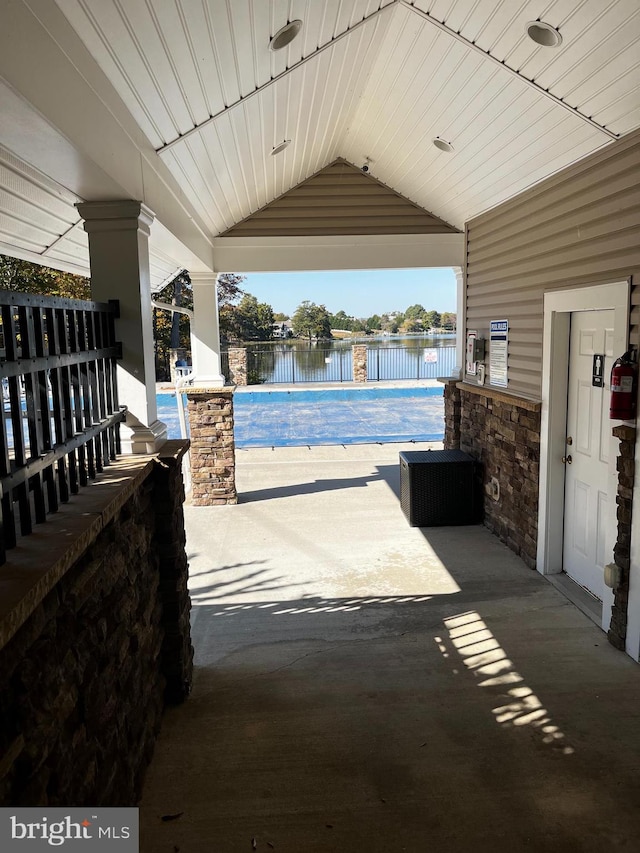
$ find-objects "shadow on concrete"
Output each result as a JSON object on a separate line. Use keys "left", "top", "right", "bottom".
{"left": 237, "top": 463, "right": 403, "bottom": 503}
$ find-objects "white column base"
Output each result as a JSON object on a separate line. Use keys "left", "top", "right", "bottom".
{"left": 192, "top": 373, "right": 226, "bottom": 386}
{"left": 121, "top": 419, "right": 168, "bottom": 455}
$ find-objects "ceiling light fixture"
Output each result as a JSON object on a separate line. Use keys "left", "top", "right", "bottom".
{"left": 433, "top": 138, "right": 454, "bottom": 153}
{"left": 271, "top": 139, "right": 291, "bottom": 155}
{"left": 269, "top": 20, "right": 303, "bottom": 51}
{"left": 525, "top": 21, "right": 563, "bottom": 48}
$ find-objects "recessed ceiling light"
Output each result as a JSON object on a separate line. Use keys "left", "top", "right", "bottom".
{"left": 271, "top": 139, "right": 291, "bottom": 155}
{"left": 526, "top": 21, "right": 563, "bottom": 47}
{"left": 433, "top": 138, "right": 454, "bottom": 153}
{"left": 269, "top": 20, "right": 303, "bottom": 51}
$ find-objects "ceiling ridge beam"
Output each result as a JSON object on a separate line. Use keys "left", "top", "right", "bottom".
{"left": 401, "top": 0, "right": 618, "bottom": 141}
{"left": 41, "top": 220, "right": 82, "bottom": 257}
{"left": 156, "top": 1, "right": 400, "bottom": 155}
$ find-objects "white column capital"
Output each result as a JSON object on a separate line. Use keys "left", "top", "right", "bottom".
{"left": 76, "top": 200, "right": 155, "bottom": 237}
{"left": 189, "top": 271, "right": 218, "bottom": 286}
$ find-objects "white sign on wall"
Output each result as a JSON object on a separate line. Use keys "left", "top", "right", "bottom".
{"left": 490, "top": 320, "right": 508, "bottom": 387}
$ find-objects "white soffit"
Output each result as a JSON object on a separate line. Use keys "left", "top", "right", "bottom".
{"left": 0, "top": 140, "right": 205, "bottom": 288}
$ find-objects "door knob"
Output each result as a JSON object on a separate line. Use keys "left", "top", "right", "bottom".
{"left": 566, "top": 436, "right": 573, "bottom": 445}
{"left": 562, "top": 455, "right": 573, "bottom": 464}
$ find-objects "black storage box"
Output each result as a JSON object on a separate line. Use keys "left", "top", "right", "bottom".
{"left": 399, "top": 449, "right": 481, "bottom": 527}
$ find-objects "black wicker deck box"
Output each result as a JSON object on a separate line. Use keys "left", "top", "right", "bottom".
{"left": 399, "top": 449, "right": 481, "bottom": 527}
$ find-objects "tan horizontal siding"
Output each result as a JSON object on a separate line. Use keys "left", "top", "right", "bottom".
{"left": 222, "top": 159, "right": 460, "bottom": 237}
{"left": 468, "top": 186, "right": 639, "bottom": 263}
{"left": 465, "top": 128, "right": 640, "bottom": 399}
{"left": 470, "top": 132, "right": 639, "bottom": 235}
{"left": 468, "top": 205, "right": 640, "bottom": 272}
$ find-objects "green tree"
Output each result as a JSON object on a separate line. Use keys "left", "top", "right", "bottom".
{"left": 233, "top": 294, "right": 274, "bottom": 341}
{"left": 423, "top": 310, "right": 442, "bottom": 330}
{"left": 292, "top": 301, "right": 332, "bottom": 341}
{"left": 329, "top": 310, "right": 353, "bottom": 331}
{"left": 0, "top": 254, "right": 90, "bottom": 298}
{"left": 441, "top": 311, "right": 456, "bottom": 330}
{"left": 404, "top": 303, "right": 426, "bottom": 320}
{"left": 400, "top": 317, "right": 422, "bottom": 334}
{"left": 217, "top": 273, "right": 247, "bottom": 342}
{"left": 380, "top": 313, "right": 399, "bottom": 333}
{"left": 273, "top": 312, "right": 289, "bottom": 323}
{"left": 366, "top": 314, "right": 382, "bottom": 333}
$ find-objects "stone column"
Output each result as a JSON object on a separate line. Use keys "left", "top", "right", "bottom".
{"left": 442, "top": 379, "right": 461, "bottom": 449}
{"left": 190, "top": 272, "right": 225, "bottom": 384}
{"left": 352, "top": 345, "right": 367, "bottom": 382}
{"left": 609, "top": 424, "right": 636, "bottom": 650}
{"left": 185, "top": 387, "right": 237, "bottom": 506}
{"left": 77, "top": 200, "right": 167, "bottom": 454}
{"left": 228, "top": 348, "right": 248, "bottom": 386}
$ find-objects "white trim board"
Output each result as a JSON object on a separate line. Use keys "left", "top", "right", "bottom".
{"left": 211, "top": 234, "right": 464, "bottom": 273}
{"left": 538, "top": 281, "right": 630, "bottom": 639}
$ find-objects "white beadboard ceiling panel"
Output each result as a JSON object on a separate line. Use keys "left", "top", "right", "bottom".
{"left": 0, "top": 144, "right": 81, "bottom": 257}
{"left": 409, "top": 0, "right": 640, "bottom": 136}
{"left": 24, "top": 0, "right": 636, "bottom": 245}
{"left": 156, "top": 18, "right": 390, "bottom": 236}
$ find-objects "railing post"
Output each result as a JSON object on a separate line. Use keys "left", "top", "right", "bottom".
{"left": 352, "top": 345, "right": 367, "bottom": 382}
{"left": 227, "top": 348, "right": 247, "bottom": 385}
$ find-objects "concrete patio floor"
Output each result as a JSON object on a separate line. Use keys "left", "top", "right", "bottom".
{"left": 140, "top": 442, "right": 640, "bottom": 852}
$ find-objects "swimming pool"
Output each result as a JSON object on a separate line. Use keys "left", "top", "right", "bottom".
{"left": 157, "top": 385, "right": 444, "bottom": 448}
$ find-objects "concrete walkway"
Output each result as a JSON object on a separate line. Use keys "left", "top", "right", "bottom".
{"left": 140, "top": 443, "right": 640, "bottom": 852}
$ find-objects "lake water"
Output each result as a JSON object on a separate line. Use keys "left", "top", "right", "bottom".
{"left": 158, "top": 384, "right": 444, "bottom": 448}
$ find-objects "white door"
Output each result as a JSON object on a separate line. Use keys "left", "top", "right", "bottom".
{"left": 563, "top": 309, "right": 615, "bottom": 600}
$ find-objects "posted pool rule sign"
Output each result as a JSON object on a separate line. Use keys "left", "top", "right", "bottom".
{"left": 490, "top": 320, "right": 508, "bottom": 387}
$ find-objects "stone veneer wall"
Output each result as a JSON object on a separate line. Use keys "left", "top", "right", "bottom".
{"left": 186, "top": 387, "right": 237, "bottom": 506}
{"left": 453, "top": 385, "right": 541, "bottom": 569}
{"left": 442, "top": 381, "right": 461, "bottom": 450}
{"left": 227, "top": 348, "right": 247, "bottom": 386}
{"left": 352, "top": 345, "right": 367, "bottom": 382}
{"left": 609, "top": 424, "right": 636, "bottom": 650}
{"left": 0, "top": 441, "right": 193, "bottom": 806}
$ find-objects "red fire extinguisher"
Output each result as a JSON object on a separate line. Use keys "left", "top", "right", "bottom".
{"left": 610, "top": 349, "right": 638, "bottom": 420}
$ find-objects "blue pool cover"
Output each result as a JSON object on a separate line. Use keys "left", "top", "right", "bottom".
{"left": 157, "top": 385, "right": 444, "bottom": 448}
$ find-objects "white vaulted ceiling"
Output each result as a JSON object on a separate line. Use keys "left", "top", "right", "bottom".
{"left": 1, "top": 0, "right": 639, "bottom": 274}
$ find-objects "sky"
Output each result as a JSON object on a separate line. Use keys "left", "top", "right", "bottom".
{"left": 241, "top": 267, "right": 456, "bottom": 318}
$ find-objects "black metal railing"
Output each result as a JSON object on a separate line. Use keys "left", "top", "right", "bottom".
{"left": 220, "top": 350, "right": 230, "bottom": 382}
{"left": 247, "top": 347, "right": 353, "bottom": 384}
{"left": 367, "top": 345, "right": 456, "bottom": 381}
{"left": 0, "top": 291, "right": 125, "bottom": 564}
